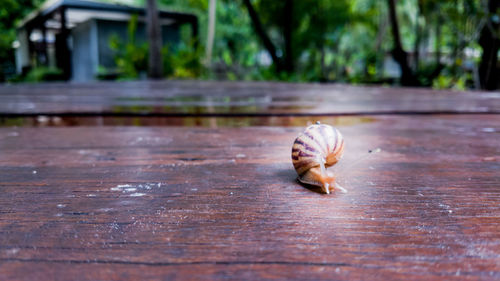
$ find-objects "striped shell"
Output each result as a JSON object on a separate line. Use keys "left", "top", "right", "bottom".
{"left": 291, "top": 122, "right": 345, "bottom": 193}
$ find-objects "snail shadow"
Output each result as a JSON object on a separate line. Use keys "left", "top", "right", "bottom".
{"left": 275, "top": 168, "right": 328, "bottom": 195}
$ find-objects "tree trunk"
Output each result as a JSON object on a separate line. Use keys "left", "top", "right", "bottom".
{"left": 478, "top": 0, "right": 500, "bottom": 90}
{"left": 205, "top": 0, "right": 216, "bottom": 64}
{"left": 242, "top": 0, "right": 283, "bottom": 72}
{"left": 387, "top": 0, "right": 418, "bottom": 86}
{"left": 283, "top": 0, "right": 293, "bottom": 73}
{"left": 423, "top": 12, "right": 445, "bottom": 85}
{"left": 413, "top": 0, "right": 422, "bottom": 71}
{"left": 435, "top": 14, "right": 441, "bottom": 66}
{"left": 146, "top": 0, "right": 163, "bottom": 79}
{"left": 375, "top": 3, "right": 387, "bottom": 76}
{"left": 320, "top": 46, "right": 326, "bottom": 81}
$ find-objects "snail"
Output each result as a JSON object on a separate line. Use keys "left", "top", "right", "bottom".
{"left": 291, "top": 121, "right": 346, "bottom": 194}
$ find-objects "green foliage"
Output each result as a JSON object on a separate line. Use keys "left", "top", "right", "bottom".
{"left": 432, "top": 74, "right": 467, "bottom": 91}
{"left": 22, "top": 66, "right": 64, "bottom": 82}
{"left": 213, "top": 1, "right": 260, "bottom": 67}
{"left": 159, "top": 0, "right": 208, "bottom": 45}
{"left": 8, "top": 66, "right": 64, "bottom": 83}
{"left": 109, "top": 15, "right": 149, "bottom": 79}
{"left": 0, "top": 0, "right": 43, "bottom": 81}
{"left": 108, "top": 14, "right": 203, "bottom": 79}
{"left": 163, "top": 40, "right": 204, "bottom": 79}
{"left": 250, "top": 0, "right": 350, "bottom": 74}
{"left": 2, "top": 0, "right": 497, "bottom": 89}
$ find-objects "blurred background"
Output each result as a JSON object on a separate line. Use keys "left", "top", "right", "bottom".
{"left": 1, "top": 0, "right": 499, "bottom": 90}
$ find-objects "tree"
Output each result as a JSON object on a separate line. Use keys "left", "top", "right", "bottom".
{"left": 241, "top": 0, "right": 283, "bottom": 72}
{"left": 386, "top": 0, "right": 418, "bottom": 86}
{"left": 283, "top": 0, "right": 293, "bottom": 73}
{"left": 478, "top": 0, "right": 500, "bottom": 90}
{"left": 0, "top": 0, "right": 43, "bottom": 81}
{"left": 242, "top": 0, "right": 349, "bottom": 75}
{"left": 205, "top": 0, "right": 217, "bottom": 64}
{"left": 146, "top": 0, "right": 163, "bottom": 78}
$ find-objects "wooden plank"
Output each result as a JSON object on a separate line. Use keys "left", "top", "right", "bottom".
{"left": 0, "top": 115, "right": 499, "bottom": 280}
{"left": 1, "top": 81, "right": 499, "bottom": 115}
{"left": 0, "top": 115, "right": 414, "bottom": 127}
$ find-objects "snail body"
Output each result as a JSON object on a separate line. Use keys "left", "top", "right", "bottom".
{"left": 291, "top": 122, "right": 345, "bottom": 194}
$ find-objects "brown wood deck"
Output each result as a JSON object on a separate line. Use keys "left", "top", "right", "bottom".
{"left": 1, "top": 80, "right": 500, "bottom": 115}
{"left": 0, "top": 81, "right": 499, "bottom": 280}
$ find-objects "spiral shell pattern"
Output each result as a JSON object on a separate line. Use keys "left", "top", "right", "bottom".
{"left": 291, "top": 123, "right": 344, "bottom": 176}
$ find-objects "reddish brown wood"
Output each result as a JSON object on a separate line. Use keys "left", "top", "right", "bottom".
{"left": 0, "top": 115, "right": 422, "bottom": 127}
{"left": 0, "top": 115, "right": 499, "bottom": 280}
{"left": 0, "top": 81, "right": 499, "bottom": 115}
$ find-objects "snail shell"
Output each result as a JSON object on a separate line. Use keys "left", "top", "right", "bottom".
{"left": 291, "top": 122, "right": 345, "bottom": 194}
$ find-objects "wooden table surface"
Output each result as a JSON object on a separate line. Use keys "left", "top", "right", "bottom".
{"left": 0, "top": 81, "right": 499, "bottom": 280}
{"left": 1, "top": 80, "right": 500, "bottom": 116}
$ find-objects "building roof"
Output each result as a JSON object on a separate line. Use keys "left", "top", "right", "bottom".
{"left": 19, "top": 0, "right": 197, "bottom": 30}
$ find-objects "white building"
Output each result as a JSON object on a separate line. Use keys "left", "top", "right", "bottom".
{"left": 15, "top": 0, "right": 198, "bottom": 81}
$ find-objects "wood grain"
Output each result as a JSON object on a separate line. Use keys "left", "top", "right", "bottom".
{"left": 1, "top": 80, "right": 499, "bottom": 115}
{"left": 0, "top": 115, "right": 499, "bottom": 280}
